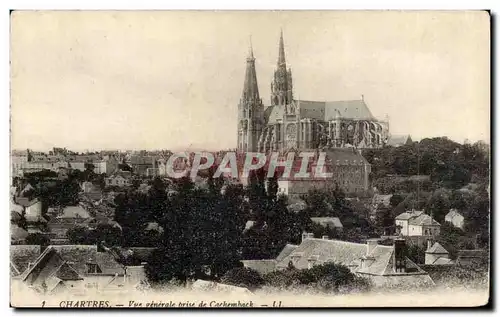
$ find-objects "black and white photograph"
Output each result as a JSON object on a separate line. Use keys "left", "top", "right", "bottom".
{"left": 8, "top": 10, "right": 490, "bottom": 308}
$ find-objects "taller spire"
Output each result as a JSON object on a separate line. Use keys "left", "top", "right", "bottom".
{"left": 270, "top": 29, "right": 293, "bottom": 106}
{"left": 242, "top": 39, "right": 260, "bottom": 101}
{"left": 278, "top": 28, "right": 286, "bottom": 67}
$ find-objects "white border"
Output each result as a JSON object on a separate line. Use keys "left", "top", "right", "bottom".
{"left": 1, "top": 1, "right": 497, "bottom": 316}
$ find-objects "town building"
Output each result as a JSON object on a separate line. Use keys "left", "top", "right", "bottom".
{"left": 425, "top": 241, "right": 453, "bottom": 265}
{"left": 310, "top": 217, "right": 344, "bottom": 232}
{"left": 445, "top": 209, "right": 465, "bottom": 230}
{"left": 236, "top": 31, "right": 389, "bottom": 154}
{"left": 258, "top": 234, "right": 435, "bottom": 288}
{"left": 395, "top": 210, "right": 441, "bottom": 237}
{"left": 19, "top": 245, "right": 150, "bottom": 295}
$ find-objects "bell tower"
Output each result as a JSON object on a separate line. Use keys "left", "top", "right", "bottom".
{"left": 270, "top": 29, "right": 293, "bottom": 107}
{"left": 237, "top": 41, "right": 264, "bottom": 152}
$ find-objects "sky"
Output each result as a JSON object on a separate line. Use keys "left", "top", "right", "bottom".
{"left": 10, "top": 11, "right": 490, "bottom": 152}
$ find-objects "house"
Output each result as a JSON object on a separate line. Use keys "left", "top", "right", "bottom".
{"left": 275, "top": 234, "right": 434, "bottom": 289}
{"left": 310, "top": 217, "right": 343, "bottom": 232}
{"left": 425, "top": 241, "right": 453, "bottom": 265}
{"left": 20, "top": 245, "right": 149, "bottom": 295}
{"left": 59, "top": 206, "right": 92, "bottom": 220}
{"left": 10, "top": 245, "right": 41, "bottom": 277}
{"left": 371, "top": 194, "right": 393, "bottom": 212}
{"left": 105, "top": 172, "right": 132, "bottom": 187}
{"left": 11, "top": 224, "right": 29, "bottom": 243}
{"left": 15, "top": 198, "right": 45, "bottom": 223}
{"left": 129, "top": 156, "right": 156, "bottom": 176}
{"left": 355, "top": 238, "right": 434, "bottom": 289}
{"left": 445, "top": 209, "right": 465, "bottom": 230}
{"left": 395, "top": 210, "right": 440, "bottom": 237}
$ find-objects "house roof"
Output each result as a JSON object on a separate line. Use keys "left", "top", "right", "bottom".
{"left": 408, "top": 213, "right": 441, "bottom": 226}
{"left": 276, "top": 238, "right": 367, "bottom": 269}
{"left": 386, "top": 135, "right": 412, "bottom": 147}
{"left": 10, "top": 224, "right": 29, "bottom": 240}
{"left": 445, "top": 209, "right": 464, "bottom": 221}
{"left": 24, "top": 245, "right": 126, "bottom": 278}
{"left": 241, "top": 260, "right": 277, "bottom": 275}
{"left": 15, "top": 197, "right": 40, "bottom": 208}
{"left": 10, "top": 200, "right": 24, "bottom": 214}
{"left": 395, "top": 210, "right": 424, "bottom": 220}
{"left": 54, "top": 261, "right": 84, "bottom": 280}
{"left": 356, "top": 245, "right": 427, "bottom": 276}
{"left": 11, "top": 210, "right": 22, "bottom": 223}
{"left": 372, "top": 194, "right": 393, "bottom": 206}
{"left": 10, "top": 245, "right": 41, "bottom": 275}
{"left": 311, "top": 217, "right": 343, "bottom": 228}
{"left": 426, "top": 242, "right": 448, "bottom": 254}
{"left": 59, "top": 206, "right": 91, "bottom": 219}
{"left": 431, "top": 257, "right": 454, "bottom": 265}
{"left": 275, "top": 244, "right": 298, "bottom": 263}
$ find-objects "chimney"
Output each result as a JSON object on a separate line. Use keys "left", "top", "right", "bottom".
{"left": 322, "top": 235, "right": 329, "bottom": 240}
{"left": 366, "top": 239, "right": 378, "bottom": 256}
{"left": 393, "top": 238, "right": 407, "bottom": 273}
{"left": 301, "top": 232, "right": 308, "bottom": 243}
{"left": 427, "top": 239, "right": 433, "bottom": 251}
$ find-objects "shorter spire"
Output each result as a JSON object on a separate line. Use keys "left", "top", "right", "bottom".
{"left": 248, "top": 35, "right": 254, "bottom": 60}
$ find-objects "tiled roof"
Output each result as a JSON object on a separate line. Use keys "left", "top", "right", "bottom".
{"left": 276, "top": 238, "right": 367, "bottom": 269}
{"left": 10, "top": 200, "right": 24, "bottom": 214}
{"left": 275, "top": 244, "right": 298, "bottom": 263}
{"left": 298, "top": 99, "right": 375, "bottom": 121}
{"left": 408, "top": 214, "right": 440, "bottom": 226}
{"left": 15, "top": 197, "right": 40, "bottom": 208}
{"left": 54, "top": 262, "right": 83, "bottom": 280}
{"left": 431, "top": 257, "right": 454, "bottom": 265}
{"left": 427, "top": 242, "right": 448, "bottom": 254}
{"left": 10, "top": 245, "right": 41, "bottom": 275}
{"left": 372, "top": 194, "right": 393, "bottom": 206}
{"left": 386, "top": 135, "right": 412, "bottom": 147}
{"left": 11, "top": 210, "right": 22, "bottom": 223}
{"left": 59, "top": 206, "right": 91, "bottom": 219}
{"left": 311, "top": 217, "right": 343, "bottom": 228}
{"left": 11, "top": 224, "right": 29, "bottom": 241}
{"left": 51, "top": 245, "right": 125, "bottom": 275}
{"left": 395, "top": 210, "right": 424, "bottom": 220}
{"left": 356, "top": 245, "right": 427, "bottom": 276}
{"left": 445, "top": 209, "right": 464, "bottom": 221}
{"left": 241, "top": 260, "right": 277, "bottom": 275}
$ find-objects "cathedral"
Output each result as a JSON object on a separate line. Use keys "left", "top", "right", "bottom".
{"left": 237, "top": 31, "right": 390, "bottom": 153}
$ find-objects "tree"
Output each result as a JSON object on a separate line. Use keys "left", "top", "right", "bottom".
{"left": 426, "top": 188, "right": 451, "bottom": 223}
{"left": 407, "top": 244, "right": 426, "bottom": 264}
{"left": 220, "top": 267, "right": 264, "bottom": 291}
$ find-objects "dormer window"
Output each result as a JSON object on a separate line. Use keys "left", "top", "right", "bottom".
{"left": 86, "top": 261, "right": 101, "bottom": 274}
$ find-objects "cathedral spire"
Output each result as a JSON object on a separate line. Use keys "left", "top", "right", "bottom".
{"left": 242, "top": 40, "right": 260, "bottom": 100}
{"left": 278, "top": 28, "right": 286, "bottom": 67}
